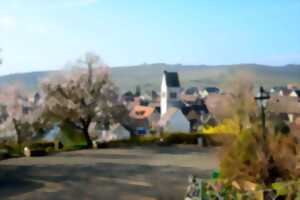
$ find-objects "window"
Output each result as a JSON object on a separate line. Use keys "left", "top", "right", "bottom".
{"left": 170, "top": 92, "right": 177, "bottom": 99}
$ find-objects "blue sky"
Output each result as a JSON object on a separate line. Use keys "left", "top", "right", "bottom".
{"left": 0, "top": 0, "right": 300, "bottom": 75}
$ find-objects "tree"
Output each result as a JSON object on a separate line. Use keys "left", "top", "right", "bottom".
{"left": 0, "top": 84, "right": 44, "bottom": 144}
{"left": 42, "top": 53, "right": 123, "bottom": 147}
{"left": 225, "top": 72, "right": 257, "bottom": 133}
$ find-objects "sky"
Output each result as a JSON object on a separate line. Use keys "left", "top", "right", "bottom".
{"left": 0, "top": 0, "right": 300, "bottom": 75}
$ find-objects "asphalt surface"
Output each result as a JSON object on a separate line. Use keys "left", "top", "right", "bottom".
{"left": 0, "top": 145, "right": 219, "bottom": 200}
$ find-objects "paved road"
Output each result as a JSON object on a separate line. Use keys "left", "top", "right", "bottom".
{"left": 0, "top": 145, "right": 219, "bottom": 200}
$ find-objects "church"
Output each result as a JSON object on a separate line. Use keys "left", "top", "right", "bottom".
{"left": 158, "top": 71, "right": 190, "bottom": 133}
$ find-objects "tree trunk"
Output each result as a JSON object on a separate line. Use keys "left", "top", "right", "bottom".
{"left": 12, "top": 118, "right": 21, "bottom": 145}
{"left": 83, "top": 126, "right": 93, "bottom": 148}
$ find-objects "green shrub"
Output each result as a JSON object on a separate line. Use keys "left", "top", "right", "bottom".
{"left": 63, "top": 144, "right": 88, "bottom": 151}
{"left": 0, "top": 142, "right": 22, "bottom": 156}
{"left": 0, "top": 149, "right": 9, "bottom": 159}
{"left": 26, "top": 141, "right": 55, "bottom": 150}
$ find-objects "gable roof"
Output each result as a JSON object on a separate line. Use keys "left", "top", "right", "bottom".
{"left": 164, "top": 71, "right": 180, "bottom": 87}
{"left": 181, "top": 94, "right": 199, "bottom": 103}
{"left": 185, "top": 87, "right": 199, "bottom": 95}
{"left": 129, "top": 105, "right": 155, "bottom": 120}
{"left": 271, "top": 86, "right": 287, "bottom": 92}
{"left": 294, "top": 90, "right": 300, "bottom": 97}
{"left": 110, "top": 123, "right": 129, "bottom": 133}
{"left": 122, "top": 91, "right": 135, "bottom": 102}
{"left": 268, "top": 96, "right": 300, "bottom": 114}
{"left": 182, "top": 104, "right": 209, "bottom": 116}
{"left": 205, "top": 87, "right": 220, "bottom": 94}
{"left": 186, "top": 110, "right": 200, "bottom": 120}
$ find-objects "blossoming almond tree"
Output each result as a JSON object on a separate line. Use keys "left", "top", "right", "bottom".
{"left": 0, "top": 84, "right": 43, "bottom": 144}
{"left": 42, "top": 53, "right": 125, "bottom": 147}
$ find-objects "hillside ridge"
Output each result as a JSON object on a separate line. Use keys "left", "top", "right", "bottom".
{"left": 0, "top": 64, "right": 299, "bottom": 92}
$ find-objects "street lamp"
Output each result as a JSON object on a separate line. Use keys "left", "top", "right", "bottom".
{"left": 255, "top": 86, "right": 270, "bottom": 139}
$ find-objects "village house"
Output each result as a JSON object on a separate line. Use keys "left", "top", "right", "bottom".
{"left": 129, "top": 105, "right": 160, "bottom": 134}
{"left": 181, "top": 103, "right": 209, "bottom": 132}
{"left": 268, "top": 95, "right": 300, "bottom": 124}
{"left": 97, "top": 123, "right": 130, "bottom": 142}
{"left": 199, "top": 86, "right": 220, "bottom": 98}
{"left": 158, "top": 107, "right": 190, "bottom": 133}
{"left": 185, "top": 87, "right": 199, "bottom": 96}
{"left": 289, "top": 90, "right": 300, "bottom": 99}
{"left": 181, "top": 93, "right": 201, "bottom": 106}
{"left": 270, "top": 86, "right": 293, "bottom": 97}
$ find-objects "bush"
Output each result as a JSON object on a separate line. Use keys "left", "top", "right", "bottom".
{"left": 0, "top": 149, "right": 9, "bottom": 159}
{"left": 202, "top": 118, "right": 241, "bottom": 135}
{"left": 63, "top": 144, "right": 89, "bottom": 151}
{"left": 201, "top": 134, "right": 236, "bottom": 146}
{"left": 220, "top": 127, "right": 300, "bottom": 186}
{"left": 96, "top": 133, "right": 209, "bottom": 148}
{"left": 0, "top": 142, "right": 22, "bottom": 156}
{"left": 26, "top": 141, "right": 55, "bottom": 150}
{"left": 94, "top": 133, "right": 234, "bottom": 148}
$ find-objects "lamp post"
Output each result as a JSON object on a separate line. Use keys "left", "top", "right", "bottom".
{"left": 255, "top": 86, "right": 270, "bottom": 139}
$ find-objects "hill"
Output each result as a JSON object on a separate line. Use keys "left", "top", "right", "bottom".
{"left": 0, "top": 64, "right": 300, "bottom": 93}
{"left": 110, "top": 64, "right": 300, "bottom": 92}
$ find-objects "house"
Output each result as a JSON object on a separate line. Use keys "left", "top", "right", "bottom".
{"left": 181, "top": 103, "right": 209, "bottom": 132}
{"left": 290, "top": 90, "right": 300, "bottom": 98}
{"left": 98, "top": 123, "right": 130, "bottom": 142}
{"left": 158, "top": 107, "right": 190, "bottom": 133}
{"left": 160, "top": 71, "right": 182, "bottom": 117}
{"left": 273, "top": 87, "right": 293, "bottom": 96}
{"left": 121, "top": 91, "right": 135, "bottom": 104}
{"left": 268, "top": 96, "right": 300, "bottom": 123}
{"left": 129, "top": 105, "right": 160, "bottom": 134}
{"left": 181, "top": 94, "right": 201, "bottom": 106}
{"left": 200, "top": 87, "right": 220, "bottom": 98}
{"left": 185, "top": 87, "right": 199, "bottom": 96}
{"left": 270, "top": 86, "right": 287, "bottom": 95}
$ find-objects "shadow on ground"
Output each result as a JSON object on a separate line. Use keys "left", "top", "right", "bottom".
{"left": 0, "top": 146, "right": 217, "bottom": 200}
{"left": 0, "top": 163, "right": 211, "bottom": 200}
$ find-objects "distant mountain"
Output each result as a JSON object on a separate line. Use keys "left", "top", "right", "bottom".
{"left": 0, "top": 64, "right": 299, "bottom": 93}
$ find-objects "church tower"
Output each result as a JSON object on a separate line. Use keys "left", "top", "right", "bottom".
{"left": 160, "top": 71, "right": 181, "bottom": 117}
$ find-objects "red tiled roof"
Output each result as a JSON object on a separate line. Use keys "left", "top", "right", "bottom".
{"left": 129, "top": 105, "right": 155, "bottom": 119}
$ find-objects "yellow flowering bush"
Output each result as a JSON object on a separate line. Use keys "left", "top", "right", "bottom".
{"left": 202, "top": 118, "right": 240, "bottom": 135}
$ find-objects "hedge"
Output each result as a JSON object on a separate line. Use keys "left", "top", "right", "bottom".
{"left": 95, "top": 133, "right": 236, "bottom": 148}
